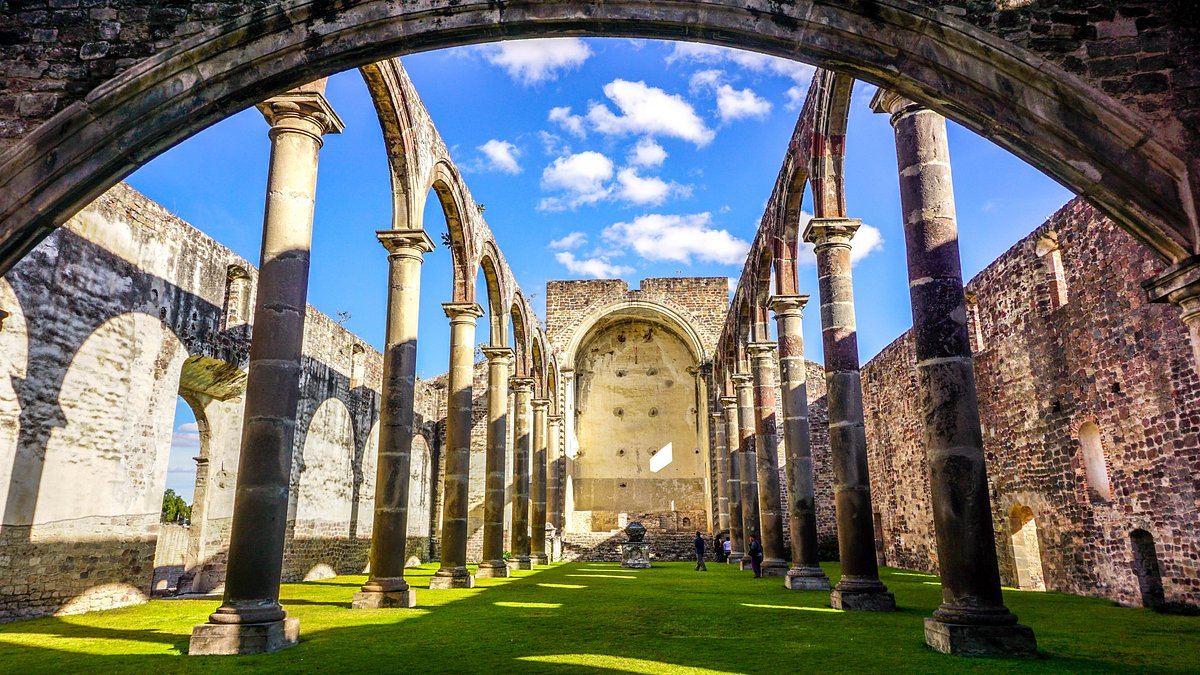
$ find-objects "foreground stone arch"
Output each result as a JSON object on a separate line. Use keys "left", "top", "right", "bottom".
{"left": 0, "top": 1, "right": 1196, "bottom": 279}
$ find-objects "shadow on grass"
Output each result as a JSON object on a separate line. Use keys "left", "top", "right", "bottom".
{"left": 1, "top": 563, "right": 1198, "bottom": 673}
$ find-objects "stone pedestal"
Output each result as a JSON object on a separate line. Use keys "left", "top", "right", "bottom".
{"left": 507, "top": 558, "right": 533, "bottom": 571}
{"left": 739, "top": 558, "right": 753, "bottom": 572}
{"left": 474, "top": 563, "right": 509, "bottom": 579}
{"left": 832, "top": 588, "right": 896, "bottom": 611}
{"left": 727, "top": 553, "right": 745, "bottom": 565}
{"left": 924, "top": 618, "right": 1038, "bottom": 658}
{"left": 620, "top": 542, "right": 651, "bottom": 569}
{"left": 785, "top": 568, "right": 831, "bottom": 590}
{"left": 429, "top": 570, "right": 475, "bottom": 589}
{"left": 760, "top": 562, "right": 789, "bottom": 577}
{"left": 351, "top": 589, "right": 417, "bottom": 608}
{"left": 189, "top": 617, "right": 299, "bottom": 656}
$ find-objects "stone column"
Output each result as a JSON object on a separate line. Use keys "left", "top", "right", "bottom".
{"left": 530, "top": 399, "right": 550, "bottom": 565}
{"left": 430, "top": 302, "right": 484, "bottom": 590}
{"left": 547, "top": 414, "right": 564, "bottom": 531}
{"left": 747, "top": 343, "right": 788, "bottom": 576}
{"left": 721, "top": 396, "right": 745, "bottom": 564}
{"left": 874, "top": 89, "right": 1036, "bottom": 656}
{"left": 771, "top": 295, "right": 831, "bottom": 591}
{"left": 733, "top": 373, "right": 760, "bottom": 571}
{"left": 803, "top": 217, "right": 895, "bottom": 611}
{"left": 476, "top": 347, "right": 514, "bottom": 579}
{"left": 711, "top": 410, "right": 730, "bottom": 535}
{"left": 190, "top": 83, "right": 342, "bottom": 656}
{"left": 1144, "top": 256, "right": 1200, "bottom": 369}
{"left": 509, "top": 377, "right": 534, "bottom": 570}
{"left": 352, "top": 229, "right": 434, "bottom": 609}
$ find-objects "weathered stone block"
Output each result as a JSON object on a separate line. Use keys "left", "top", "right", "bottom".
{"left": 351, "top": 589, "right": 416, "bottom": 609}
{"left": 923, "top": 617, "right": 1037, "bottom": 658}
{"left": 188, "top": 617, "right": 299, "bottom": 656}
{"left": 830, "top": 589, "right": 896, "bottom": 611}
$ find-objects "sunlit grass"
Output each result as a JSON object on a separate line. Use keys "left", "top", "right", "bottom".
{"left": 0, "top": 562, "right": 1197, "bottom": 673}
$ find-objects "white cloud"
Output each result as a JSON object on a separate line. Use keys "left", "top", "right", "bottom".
{"left": 539, "top": 151, "right": 614, "bottom": 211}
{"left": 715, "top": 84, "right": 772, "bottom": 121}
{"left": 555, "top": 251, "right": 634, "bottom": 278}
{"left": 538, "top": 130, "right": 570, "bottom": 157}
{"left": 478, "top": 38, "right": 592, "bottom": 85}
{"left": 549, "top": 231, "right": 588, "bottom": 250}
{"left": 586, "top": 79, "right": 715, "bottom": 146}
{"left": 666, "top": 43, "right": 816, "bottom": 83}
{"left": 477, "top": 139, "right": 522, "bottom": 174}
{"left": 628, "top": 138, "right": 667, "bottom": 168}
{"left": 603, "top": 212, "right": 750, "bottom": 265}
{"left": 615, "top": 168, "right": 674, "bottom": 206}
{"left": 549, "top": 106, "right": 586, "bottom": 137}
{"left": 689, "top": 69, "right": 725, "bottom": 92}
{"left": 785, "top": 85, "right": 806, "bottom": 111}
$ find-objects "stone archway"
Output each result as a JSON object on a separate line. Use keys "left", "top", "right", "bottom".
{"left": 0, "top": 2, "right": 1195, "bottom": 278}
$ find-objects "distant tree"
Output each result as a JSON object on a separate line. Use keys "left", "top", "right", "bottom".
{"left": 161, "top": 489, "right": 191, "bottom": 524}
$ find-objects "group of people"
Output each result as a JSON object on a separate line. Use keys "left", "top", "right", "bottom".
{"left": 692, "top": 531, "right": 765, "bottom": 577}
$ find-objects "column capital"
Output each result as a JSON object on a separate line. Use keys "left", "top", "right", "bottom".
{"left": 481, "top": 346, "right": 515, "bottom": 364}
{"left": 746, "top": 342, "right": 778, "bottom": 359}
{"left": 1144, "top": 254, "right": 1200, "bottom": 321}
{"left": 510, "top": 376, "right": 536, "bottom": 393}
{"left": 710, "top": 411, "right": 725, "bottom": 421}
{"left": 802, "top": 217, "right": 862, "bottom": 248}
{"left": 869, "top": 88, "right": 923, "bottom": 120}
{"left": 531, "top": 398, "right": 551, "bottom": 411}
{"left": 732, "top": 373, "right": 754, "bottom": 388}
{"left": 769, "top": 294, "right": 810, "bottom": 317}
{"left": 719, "top": 396, "right": 738, "bottom": 410}
{"left": 547, "top": 414, "right": 564, "bottom": 424}
{"left": 377, "top": 229, "right": 435, "bottom": 259}
{"left": 257, "top": 88, "right": 345, "bottom": 141}
{"left": 443, "top": 302, "right": 484, "bottom": 323}
{"left": 559, "top": 367, "right": 575, "bottom": 381}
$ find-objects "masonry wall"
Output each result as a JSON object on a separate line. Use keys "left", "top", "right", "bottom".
{"left": 0, "top": 183, "right": 437, "bottom": 622}
{"left": 861, "top": 198, "right": 1200, "bottom": 607}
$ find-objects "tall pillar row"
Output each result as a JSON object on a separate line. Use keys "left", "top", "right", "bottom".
{"left": 509, "top": 377, "right": 535, "bottom": 570}
{"left": 771, "top": 294, "right": 830, "bottom": 590}
{"left": 477, "top": 347, "right": 514, "bottom": 578}
{"left": 430, "top": 302, "right": 484, "bottom": 589}
{"left": 352, "top": 229, "right": 434, "bottom": 609}
{"left": 733, "top": 373, "right": 760, "bottom": 570}
{"left": 530, "top": 399, "right": 550, "bottom": 565}
{"left": 803, "top": 218, "right": 895, "bottom": 611}
{"left": 747, "top": 343, "right": 788, "bottom": 576}
{"left": 873, "top": 90, "right": 1036, "bottom": 656}
{"left": 720, "top": 395, "right": 745, "bottom": 564}
{"left": 190, "top": 83, "right": 343, "bottom": 655}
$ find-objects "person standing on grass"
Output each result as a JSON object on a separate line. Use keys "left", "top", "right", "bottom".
{"left": 723, "top": 536, "right": 732, "bottom": 562}
{"left": 747, "top": 534, "right": 764, "bottom": 577}
{"left": 714, "top": 533, "right": 726, "bottom": 563}
{"left": 693, "top": 531, "right": 707, "bottom": 571}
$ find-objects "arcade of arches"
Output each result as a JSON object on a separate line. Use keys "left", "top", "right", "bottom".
{"left": 0, "top": 1, "right": 1199, "bottom": 663}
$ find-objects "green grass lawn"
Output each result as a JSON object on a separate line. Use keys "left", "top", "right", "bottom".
{"left": 0, "top": 562, "right": 1197, "bottom": 673}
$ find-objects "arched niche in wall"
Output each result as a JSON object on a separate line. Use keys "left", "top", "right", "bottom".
{"left": 566, "top": 302, "right": 707, "bottom": 532}
{"left": 1078, "top": 421, "right": 1112, "bottom": 503}
{"left": 1008, "top": 505, "right": 1046, "bottom": 592}
{"left": 294, "top": 397, "right": 355, "bottom": 538}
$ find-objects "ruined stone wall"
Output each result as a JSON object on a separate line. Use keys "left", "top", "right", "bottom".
{"left": 861, "top": 198, "right": 1200, "bottom": 607}
{"left": 0, "top": 183, "right": 437, "bottom": 621}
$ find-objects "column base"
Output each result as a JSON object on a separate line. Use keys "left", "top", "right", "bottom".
{"left": 924, "top": 617, "right": 1038, "bottom": 658}
{"left": 351, "top": 589, "right": 417, "bottom": 609}
{"left": 727, "top": 553, "right": 745, "bottom": 565}
{"left": 784, "top": 567, "right": 831, "bottom": 590}
{"left": 508, "top": 557, "right": 533, "bottom": 571}
{"left": 761, "top": 560, "right": 789, "bottom": 577}
{"left": 429, "top": 570, "right": 475, "bottom": 589}
{"left": 475, "top": 563, "right": 510, "bottom": 578}
{"left": 188, "top": 617, "right": 299, "bottom": 656}
{"left": 739, "top": 559, "right": 754, "bottom": 571}
{"left": 831, "top": 588, "right": 896, "bottom": 611}
{"left": 531, "top": 554, "right": 549, "bottom": 566}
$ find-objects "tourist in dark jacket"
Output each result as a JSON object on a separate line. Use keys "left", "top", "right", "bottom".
{"left": 747, "top": 534, "right": 764, "bottom": 577}
{"left": 693, "top": 531, "right": 707, "bottom": 571}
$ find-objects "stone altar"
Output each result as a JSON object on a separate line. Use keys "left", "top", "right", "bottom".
{"left": 620, "top": 522, "right": 651, "bottom": 569}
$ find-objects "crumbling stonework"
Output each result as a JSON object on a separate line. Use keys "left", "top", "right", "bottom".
{"left": 0, "top": 183, "right": 437, "bottom": 622}
{"left": 862, "top": 198, "right": 1200, "bottom": 607}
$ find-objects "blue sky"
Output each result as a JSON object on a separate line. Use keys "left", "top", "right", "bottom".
{"left": 133, "top": 39, "right": 1072, "bottom": 500}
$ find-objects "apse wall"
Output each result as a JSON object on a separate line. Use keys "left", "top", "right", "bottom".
{"left": 861, "top": 197, "right": 1200, "bottom": 608}
{"left": 0, "top": 184, "right": 438, "bottom": 622}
